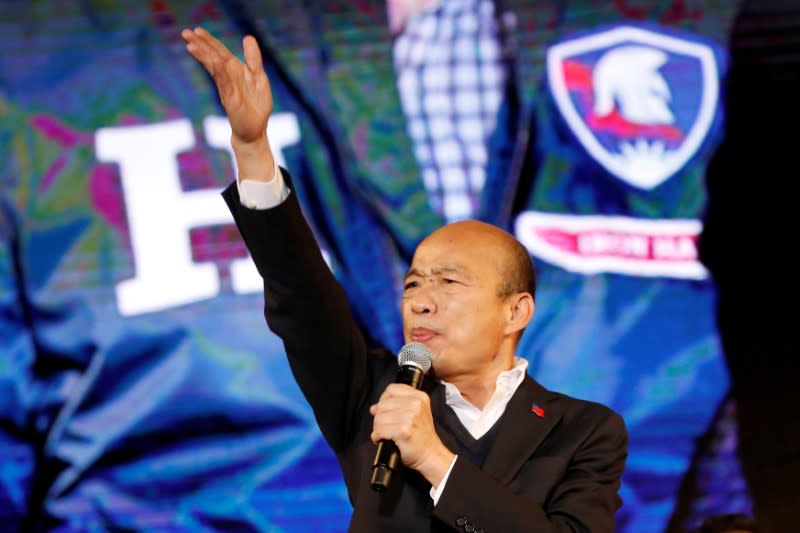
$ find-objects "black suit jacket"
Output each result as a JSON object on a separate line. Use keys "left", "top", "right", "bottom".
{"left": 223, "top": 173, "right": 628, "bottom": 533}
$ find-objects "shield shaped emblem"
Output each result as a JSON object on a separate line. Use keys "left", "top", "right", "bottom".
{"left": 547, "top": 25, "right": 721, "bottom": 189}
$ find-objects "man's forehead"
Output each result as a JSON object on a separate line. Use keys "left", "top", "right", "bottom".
{"left": 404, "top": 264, "right": 467, "bottom": 278}
{"left": 410, "top": 238, "right": 471, "bottom": 268}
{"left": 408, "top": 244, "right": 502, "bottom": 279}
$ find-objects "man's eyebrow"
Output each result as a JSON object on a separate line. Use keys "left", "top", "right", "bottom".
{"left": 404, "top": 265, "right": 467, "bottom": 279}
{"left": 404, "top": 267, "right": 423, "bottom": 279}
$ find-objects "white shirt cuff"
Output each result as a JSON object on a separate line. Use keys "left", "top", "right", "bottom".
{"left": 429, "top": 455, "right": 458, "bottom": 506}
{"left": 237, "top": 158, "right": 290, "bottom": 209}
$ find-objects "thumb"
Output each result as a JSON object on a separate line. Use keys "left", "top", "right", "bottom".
{"left": 242, "top": 35, "right": 264, "bottom": 74}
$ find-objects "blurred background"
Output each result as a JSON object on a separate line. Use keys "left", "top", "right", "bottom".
{"left": 1, "top": 1, "right": 797, "bottom": 532}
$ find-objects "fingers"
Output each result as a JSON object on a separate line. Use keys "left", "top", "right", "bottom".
{"left": 370, "top": 408, "right": 417, "bottom": 444}
{"left": 243, "top": 35, "right": 265, "bottom": 75}
{"left": 196, "top": 27, "right": 235, "bottom": 64}
{"left": 183, "top": 27, "right": 248, "bottom": 102}
{"left": 369, "top": 385, "right": 431, "bottom": 443}
{"left": 369, "top": 385, "right": 450, "bottom": 475}
{"left": 182, "top": 27, "right": 225, "bottom": 77}
{"left": 372, "top": 384, "right": 429, "bottom": 413}
{"left": 381, "top": 383, "right": 423, "bottom": 398}
{"left": 182, "top": 27, "right": 263, "bottom": 77}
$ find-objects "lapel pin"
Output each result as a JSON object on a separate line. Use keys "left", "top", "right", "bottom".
{"left": 531, "top": 404, "right": 545, "bottom": 417}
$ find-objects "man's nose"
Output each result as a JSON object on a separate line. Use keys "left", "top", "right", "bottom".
{"left": 410, "top": 288, "right": 436, "bottom": 314}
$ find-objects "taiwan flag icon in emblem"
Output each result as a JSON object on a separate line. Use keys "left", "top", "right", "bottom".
{"left": 546, "top": 25, "right": 723, "bottom": 189}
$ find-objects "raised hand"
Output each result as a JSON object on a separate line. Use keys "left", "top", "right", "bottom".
{"left": 181, "top": 27, "right": 272, "bottom": 145}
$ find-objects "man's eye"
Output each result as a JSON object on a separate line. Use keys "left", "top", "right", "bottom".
{"left": 404, "top": 281, "right": 418, "bottom": 290}
{"left": 444, "top": 279, "right": 457, "bottom": 284}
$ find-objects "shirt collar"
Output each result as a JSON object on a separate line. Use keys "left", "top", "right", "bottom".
{"left": 439, "top": 356, "right": 528, "bottom": 402}
{"left": 498, "top": 356, "right": 528, "bottom": 389}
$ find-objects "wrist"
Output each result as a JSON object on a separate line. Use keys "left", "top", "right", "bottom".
{"left": 417, "top": 445, "right": 456, "bottom": 488}
{"left": 231, "top": 135, "right": 276, "bottom": 182}
{"left": 231, "top": 132, "right": 268, "bottom": 151}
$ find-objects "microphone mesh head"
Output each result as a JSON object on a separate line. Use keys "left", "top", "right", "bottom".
{"left": 398, "top": 342, "right": 433, "bottom": 373}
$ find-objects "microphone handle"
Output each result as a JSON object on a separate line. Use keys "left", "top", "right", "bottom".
{"left": 370, "top": 364, "right": 425, "bottom": 492}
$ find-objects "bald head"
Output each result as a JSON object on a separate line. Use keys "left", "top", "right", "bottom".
{"left": 421, "top": 220, "right": 536, "bottom": 300}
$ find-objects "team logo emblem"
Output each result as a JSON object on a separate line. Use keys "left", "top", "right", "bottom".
{"left": 547, "top": 25, "right": 721, "bottom": 189}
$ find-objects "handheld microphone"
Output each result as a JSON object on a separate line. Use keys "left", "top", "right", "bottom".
{"left": 370, "top": 342, "right": 433, "bottom": 493}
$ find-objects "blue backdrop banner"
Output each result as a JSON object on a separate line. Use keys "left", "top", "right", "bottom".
{"left": 0, "top": 1, "right": 744, "bottom": 532}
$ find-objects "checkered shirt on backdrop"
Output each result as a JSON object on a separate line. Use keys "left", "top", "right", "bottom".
{"left": 393, "top": 0, "right": 508, "bottom": 222}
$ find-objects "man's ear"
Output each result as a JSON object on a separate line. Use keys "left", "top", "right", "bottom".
{"left": 504, "top": 292, "right": 534, "bottom": 336}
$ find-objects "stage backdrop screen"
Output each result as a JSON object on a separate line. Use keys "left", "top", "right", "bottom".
{"left": 0, "top": 1, "right": 747, "bottom": 532}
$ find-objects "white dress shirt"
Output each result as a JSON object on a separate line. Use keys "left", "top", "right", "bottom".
{"left": 429, "top": 357, "right": 528, "bottom": 503}
{"left": 238, "top": 170, "right": 528, "bottom": 504}
{"left": 236, "top": 159, "right": 288, "bottom": 208}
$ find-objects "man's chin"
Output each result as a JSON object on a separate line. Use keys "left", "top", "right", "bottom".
{"left": 427, "top": 355, "right": 448, "bottom": 380}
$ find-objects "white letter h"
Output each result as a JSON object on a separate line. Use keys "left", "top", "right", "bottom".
{"left": 95, "top": 115, "right": 300, "bottom": 316}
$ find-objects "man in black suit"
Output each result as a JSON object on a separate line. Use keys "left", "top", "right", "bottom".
{"left": 183, "top": 27, "right": 627, "bottom": 532}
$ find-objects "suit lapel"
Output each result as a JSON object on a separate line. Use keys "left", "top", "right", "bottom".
{"left": 481, "top": 376, "right": 561, "bottom": 485}
{"left": 427, "top": 375, "right": 562, "bottom": 485}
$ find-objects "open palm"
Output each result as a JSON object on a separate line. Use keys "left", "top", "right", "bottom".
{"left": 182, "top": 27, "right": 272, "bottom": 145}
